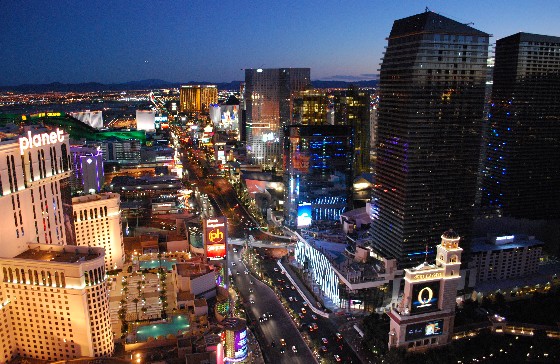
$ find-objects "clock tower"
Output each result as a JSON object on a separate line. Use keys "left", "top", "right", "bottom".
{"left": 388, "top": 229, "right": 463, "bottom": 351}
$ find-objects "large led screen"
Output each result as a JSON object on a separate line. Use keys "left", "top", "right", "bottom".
{"left": 234, "top": 328, "right": 248, "bottom": 360}
{"left": 297, "top": 203, "right": 312, "bottom": 228}
{"left": 203, "top": 216, "right": 227, "bottom": 260}
{"left": 405, "top": 319, "right": 444, "bottom": 341}
{"left": 411, "top": 280, "right": 440, "bottom": 315}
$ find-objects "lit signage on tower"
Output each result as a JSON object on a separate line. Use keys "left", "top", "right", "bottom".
{"left": 234, "top": 328, "right": 248, "bottom": 360}
{"left": 405, "top": 319, "right": 444, "bottom": 341}
{"left": 410, "top": 281, "right": 440, "bottom": 314}
{"left": 19, "top": 128, "right": 65, "bottom": 155}
{"left": 203, "top": 216, "right": 227, "bottom": 260}
{"left": 297, "top": 202, "right": 312, "bottom": 228}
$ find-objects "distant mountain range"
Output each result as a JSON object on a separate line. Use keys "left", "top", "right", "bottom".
{"left": 0, "top": 79, "right": 378, "bottom": 93}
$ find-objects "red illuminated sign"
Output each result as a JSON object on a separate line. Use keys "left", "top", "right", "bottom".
{"left": 204, "top": 216, "right": 227, "bottom": 260}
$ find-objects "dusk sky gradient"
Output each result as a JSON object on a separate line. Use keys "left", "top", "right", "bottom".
{"left": 1, "top": 0, "right": 560, "bottom": 86}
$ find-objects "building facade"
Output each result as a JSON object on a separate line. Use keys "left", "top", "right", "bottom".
{"left": 244, "top": 68, "right": 310, "bottom": 167}
{"left": 471, "top": 235, "right": 542, "bottom": 283}
{"left": 0, "top": 127, "right": 75, "bottom": 258}
{"left": 482, "top": 33, "right": 560, "bottom": 219}
{"left": 283, "top": 125, "right": 353, "bottom": 229}
{"left": 72, "top": 193, "right": 124, "bottom": 270}
{"left": 333, "top": 87, "right": 371, "bottom": 177}
{"left": 370, "top": 11, "right": 489, "bottom": 268}
{"left": 179, "top": 85, "right": 218, "bottom": 114}
{"left": 0, "top": 244, "right": 114, "bottom": 362}
{"left": 292, "top": 89, "right": 329, "bottom": 125}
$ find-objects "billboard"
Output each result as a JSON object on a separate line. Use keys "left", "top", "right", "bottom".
{"left": 234, "top": 328, "right": 248, "bottom": 360}
{"left": 411, "top": 281, "right": 440, "bottom": 315}
{"left": 405, "top": 319, "right": 444, "bottom": 341}
{"left": 297, "top": 202, "right": 312, "bottom": 228}
{"left": 203, "top": 216, "right": 227, "bottom": 260}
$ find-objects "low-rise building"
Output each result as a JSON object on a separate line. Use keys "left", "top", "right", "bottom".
{"left": 471, "top": 235, "right": 543, "bottom": 283}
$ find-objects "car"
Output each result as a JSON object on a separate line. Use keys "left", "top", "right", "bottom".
{"left": 312, "top": 323, "right": 318, "bottom": 330}
{"left": 298, "top": 313, "right": 304, "bottom": 319}
{"left": 250, "top": 299, "right": 255, "bottom": 304}
{"left": 280, "top": 348, "right": 285, "bottom": 354}
{"left": 232, "top": 248, "right": 238, "bottom": 253}
{"left": 294, "top": 297, "right": 298, "bottom": 302}
{"left": 301, "top": 308, "right": 306, "bottom": 314}
{"left": 303, "top": 301, "right": 308, "bottom": 306}
{"left": 274, "top": 267, "right": 279, "bottom": 272}
{"left": 291, "top": 285, "right": 295, "bottom": 290}
{"left": 249, "top": 288, "right": 253, "bottom": 293}
{"left": 281, "top": 270, "right": 286, "bottom": 275}
{"left": 250, "top": 280, "right": 254, "bottom": 285}
{"left": 244, "top": 270, "right": 249, "bottom": 275}
{"left": 334, "top": 354, "right": 341, "bottom": 362}
{"left": 271, "top": 340, "right": 276, "bottom": 347}
{"left": 236, "top": 271, "right": 240, "bottom": 275}
{"left": 231, "top": 262, "right": 236, "bottom": 266}
{"left": 288, "top": 296, "right": 293, "bottom": 302}
{"left": 292, "top": 345, "right": 297, "bottom": 353}
{"left": 277, "top": 278, "right": 282, "bottom": 283}
{"left": 322, "top": 337, "right": 328, "bottom": 344}
{"left": 336, "top": 332, "right": 343, "bottom": 340}
{"left": 308, "top": 324, "right": 314, "bottom": 332}
{"left": 280, "top": 339, "right": 286, "bottom": 346}
{"left": 320, "top": 346, "right": 328, "bottom": 353}
{"left": 312, "top": 314, "right": 317, "bottom": 320}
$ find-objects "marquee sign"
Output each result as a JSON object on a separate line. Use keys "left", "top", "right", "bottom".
{"left": 19, "top": 129, "right": 65, "bottom": 155}
{"left": 203, "top": 216, "right": 227, "bottom": 260}
{"left": 405, "top": 319, "right": 444, "bottom": 341}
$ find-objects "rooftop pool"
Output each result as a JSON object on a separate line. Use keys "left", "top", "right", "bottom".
{"left": 139, "top": 259, "right": 177, "bottom": 271}
{"left": 135, "top": 315, "right": 190, "bottom": 342}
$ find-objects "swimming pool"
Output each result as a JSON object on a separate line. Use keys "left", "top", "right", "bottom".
{"left": 135, "top": 315, "right": 190, "bottom": 342}
{"left": 139, "top": 259, "right": 177, "bottom": 271}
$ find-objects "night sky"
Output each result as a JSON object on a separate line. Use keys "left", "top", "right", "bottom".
{"left": 1, "top": 0, "right": 559, "bottom": 86}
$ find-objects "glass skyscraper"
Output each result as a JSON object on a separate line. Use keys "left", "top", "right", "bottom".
{"left": 283, "top": 125, "right": 353, "bottom": 229}
{"left": 244, "top": 68, "right": 310, "bottom": 167}
{"left": 370, "top": 11, "right": 489, "bottom": 268}
{"left": 333, "top": 86, "right": 372, "bottom": 177}
{"left": 482, "top": 33, "right": 560, "bottom": 219}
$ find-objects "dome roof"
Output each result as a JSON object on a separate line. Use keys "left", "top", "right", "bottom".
{"left": 442, "top": 229, "right": 459, "bottom": 240}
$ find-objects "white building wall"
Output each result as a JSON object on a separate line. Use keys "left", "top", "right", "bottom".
{"left": 72, "top": 193, "right": 124, "bottom": 270}
{"left": 0, "top": 132, "right": 72, "bottom": 259}
{"left": 0, "top": 245, "right": 113, "bottom": 361}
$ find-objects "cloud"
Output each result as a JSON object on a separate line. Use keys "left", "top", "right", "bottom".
{"left": 321, "top": 74, "right": 379, "bottom": 81}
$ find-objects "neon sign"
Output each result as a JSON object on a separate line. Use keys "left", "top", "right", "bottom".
{"left": 19, "top": 129, "right": 64, "bottom": 155}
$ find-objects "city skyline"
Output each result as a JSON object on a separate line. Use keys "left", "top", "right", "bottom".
{"left": 1, "top": 0, "right": 560, "bottom": 86}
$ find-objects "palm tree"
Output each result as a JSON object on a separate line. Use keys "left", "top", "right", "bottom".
{"left": 132, "top": 298, "right": 139, "bottom": 321}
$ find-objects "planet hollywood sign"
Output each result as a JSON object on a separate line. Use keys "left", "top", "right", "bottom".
{"left": 19, "top": 129, "right": 65, "bottom": 155}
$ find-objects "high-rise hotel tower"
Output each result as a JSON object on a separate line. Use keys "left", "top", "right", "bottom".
{"left": 370, "top": 11, "right": 489, "bottom": 268}
{"left": 244, "top": 68, "right": 310, "bottom": 167}
{"left": 0, "top": 127, "right": 114, "bottom": 362}
{"left": 482, "top": 33, "right": 560, "bottom": 219}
